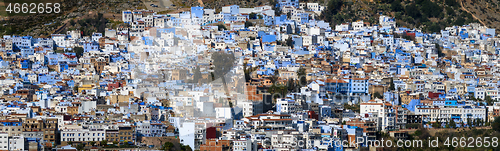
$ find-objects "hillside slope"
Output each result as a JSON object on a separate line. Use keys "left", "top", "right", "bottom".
{"left": 461, "top": 0, "right": 500, "bottom": 30}
{"left": 2, "top": 0, "right": 498, "bottom": 36}
{"left": 175, "top": 0, "right": 498, "bottom": 33}
{"left": 320, "top": 0, "right": 482, "bottom": 33}
{"left": 0, "top": 0, "right": 144, "bottom": 37}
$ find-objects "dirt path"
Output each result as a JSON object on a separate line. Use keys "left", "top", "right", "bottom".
{"left": 49, "top": 7, "right": 79, "bottom": 35}
{"left": 159, "top": 0, "right": 174, "bottom": 8}
{"left": 198, "top": 0, "right": 205, "bottom": 7}
{"left": 52, "top": 23, "right": 67, "bottom": 34}
{"left": 459, "top": 0, "right": 487, "bottom": 27}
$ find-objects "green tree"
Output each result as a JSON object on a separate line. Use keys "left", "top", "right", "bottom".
{"left": 270, "top": 69, "right": 280, "bottom": 84}
{"left": 76, "top": 143, "right": 85, "bottom": 151}
{"left": 287, "top": 79, "right": 296, "bottom": 93}
{"left": 485, "top": 95, "right": 494, "bottom": 105}
{"left": 389, "top": 78, "right": 395, "bottom": 90}
{"left": 391, "top": 0, "right": 403, "bottom": 12}
{"left": 162, "top": 142, "right": 175, "bottom": 151}
{"left": 272, "top": 0, "right": 282, "bottom": 16}
{"left": 243, "top": 63, "right": 256, "bottom": 82}
{"left": 180, "top": 144, "right": 193, "bottom": 151}
{"left": 320, "top": 0, "right": 343, "bottom": 23}
{"left": 445, "top": 0, "right": 458, "bottom": 7}
{"left": 285, "top": 37, "right": 293, "bottom": 48}
{"left": 493, "top": 116, "right": 500, "bottom": 132}
{"left": 446, "top": 7, "right": 454, "bottom": 16}
{"left": 405, "top": 3, "right": 421, "bottom": 19}
{"left": 428, "top": 23, "right": 442, "bottom": 33}
{"left": 73, "top": 85, "right": 79, "bottom": 93}
{"left": 249, "top": 13, "right": 257, "bottom": 19}
{"left": 373, "top": 92, "right": 382, "bottom": 99}
{"left": 90, "top": 141, "right": 96, "bottom": 146}
{"left": 467, "top": 118, "right": 472, "bottom": 128}
{"left": 268, "top": 84, "right": 288, "bottom": 99}
{"left": 449, "top": 119, "right": 457, "bottom": 129}
{"left": 435, "top": 43, "right": 444, "bottom": 57}
{"left": 100, "top": 140, "right": 108, "bottom": 146}
{"left": 297, "top": 67, "right": 307, "bottom": 86}
{"left": 432, "top": 122, "right": 439, "bottom": 128}
{"left": 192, "top": 66, "right": 202, "bottom": 84}
{"left": 217, "top": 24, "right": 227, "bottom": 31}
{"left": 244, "top": 21, "right": 253, "bottom": 28}
{"left": 73, "top": 47, "right": 84, "bottom": 58}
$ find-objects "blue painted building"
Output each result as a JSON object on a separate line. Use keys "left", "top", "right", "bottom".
{"left": 191, "top": 6, "right": 204, "bottom": 18}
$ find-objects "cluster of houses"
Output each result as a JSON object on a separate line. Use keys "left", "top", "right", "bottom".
{"left": 0, "top": 0, "right": 500, "bottom": 150}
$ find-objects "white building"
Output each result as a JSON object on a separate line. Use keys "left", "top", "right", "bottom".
{"left": 233, "top": 139, "right": 252, "bottom": 151}
{"left": 83, "top": 42, "right": 99, "bottom": 52}
{"left": 91, "top": 33, "right": 103, "bottom": 42}
{"left": 276, "top": 98, "right": 297, "bottom": 114}
{"left": 215, "top": 107, "right": 232, "bottom": 119}
{"left": 51, "top": 34, "right": 70, "bottom": 48}
{"left": 60, "top": 125, "right": 106, "bottom": 143}
{"left": 475, "top": 87, "right": 486, "bottom": 100}
{"left": 8, "top": 136, "right": 24, "bottom": 151}
{"left": 222, "top": 5, "right": 239, "bottom": 15}
{"left": 238, "top": 101, "right": 253, "bottom": 117}
{"left": 0, "top": 133, "right": 8, "bottom": 150}
{"left": 136, "top": 121, "right": 151, "bottom": 137}
{"left": 379, "top": 15, "right": 396, "bottom": 28}
{"left": 352, "top": 20, "right": 364, "bottom": 31}
{"left": 203, "top": 9, "right": 215, "bottom": 24}
{"left": 179, "top": 122, "right": 195, "bottom": 150}
{"left": 123, "top": 10, "right": 133, "bottom": 23}
{"left": 335, "top": 23, "right": 349, "bottom": 31}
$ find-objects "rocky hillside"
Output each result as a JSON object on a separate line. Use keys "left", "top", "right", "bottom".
{"left": 3, "top": 0, "right": 499, "bottom": 36}
{"left": 174, "top": 0, "right": 498, "bottom": 33}
{"left": 461, "top": 0, "right": 500, "bottom": 30}
{"left": 320, "top": 0, "right": 499, "bottom": 33}
{"left": 319, "top": 0, "right": 483, "bottom": 33}
{"left": 0, "top": 0, "right": 144, "bottom": 37}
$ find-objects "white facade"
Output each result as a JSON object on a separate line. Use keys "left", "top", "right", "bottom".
{"left": 0, "top": 133, "right": 7, "bottom": 150}
{"left": 233, "top": 139, "right": 252, "bottom": 151}
{"left": 122, "top": 10, "right": 133, "bottom": 23}
{"left": 222, "top": 5, "right": 239, "bottom": 15}
{"left": 60, "top": 126, "right": 106, "bottom": 142}
{"left": 352, "top": 20, "right": 364, "bottom": 31}
{"left": 276, "top": 98, "right": 297, "bottom": 114}
{"left": 179, "top": 122, "right": 195, "bottom": 150}
{"left": 215, "top": 107, "right": 232, "bottom": 119}
{"left": 238, "top": 101, "right": 253, "bottom": 117}
{"left": 8, "top": 136, "right": 23, "bottom": 151}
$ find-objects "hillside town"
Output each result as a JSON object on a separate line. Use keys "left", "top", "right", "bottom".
{"left": 0, "top": 0, "right": 500, "bottom": 151}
